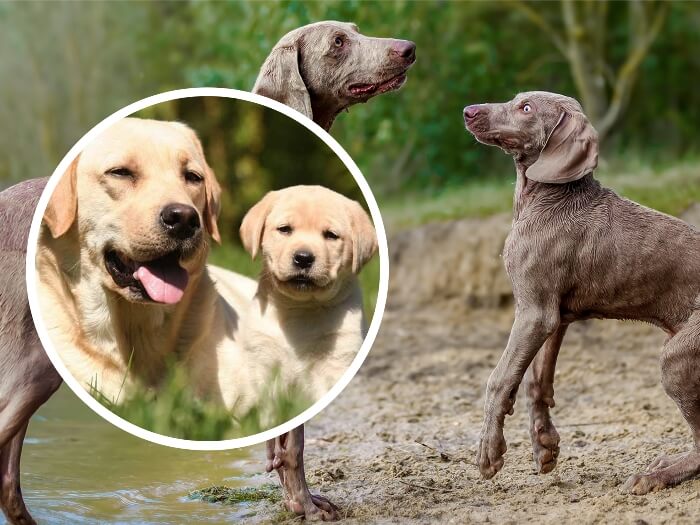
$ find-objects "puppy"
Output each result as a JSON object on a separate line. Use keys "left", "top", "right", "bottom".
{"left": 199, "top": 186, "right": 376, "bottom": 517}
{"left": 36, "top": 117, "right": 232, "bottom": 401}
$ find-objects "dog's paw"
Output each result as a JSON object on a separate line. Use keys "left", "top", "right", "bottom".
{"left": 530, "top": 413, "right": 560, "bottom": 474}
{"left": 285, "top": 493, "right": 339, "bottom": 521}
{"left": 623, "top": 451, "right": 700, "bottom": 495}
{"left": 477, "top": 425, "right": 507, "bottom": 479}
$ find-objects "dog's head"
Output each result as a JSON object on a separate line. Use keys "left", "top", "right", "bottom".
{"left": 240, "top": 185, "right": 377, "bottom": 303}
{"left": 44, "top": 118, "right": 221, "bottom": 305}
{"left": 254, "top": 21, "right": 416, "bottom": 123}
{"left": 463, "top": 91, "right": 599, "bottom": 183}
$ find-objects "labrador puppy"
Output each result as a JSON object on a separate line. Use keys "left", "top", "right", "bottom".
{"left": 201, "top": 185, "right": 377, "bottom": 518}
{"left": 36, "top": 117, "right": 232, "bottom": 400}
{"left": 254, "top": 21, "right": 416, "bottom": 130}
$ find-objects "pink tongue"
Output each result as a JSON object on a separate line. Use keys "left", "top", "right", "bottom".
{"left": 134, "top": 263, "right": 188, "bottom": 304}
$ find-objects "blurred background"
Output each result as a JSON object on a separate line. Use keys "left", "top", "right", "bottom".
{"left": 1, "top": 0, "right": 699, "bottom": 226}
{"left": 1, "top": 1, "right": 699, "bottom": 523}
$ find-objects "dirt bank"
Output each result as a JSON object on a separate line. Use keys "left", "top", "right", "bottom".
{"left": 250, "top": 206, "right": 700, "bottom": 523}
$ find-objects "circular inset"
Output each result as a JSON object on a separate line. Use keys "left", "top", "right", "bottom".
{"left": 26, "top": 88, "right": 388, "bottom": 450}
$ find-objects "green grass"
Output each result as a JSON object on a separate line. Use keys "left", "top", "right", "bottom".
{"left": 89, "top": 246, "right": 380, "bottom": 440}
{"left": 381, "top": 157, "right": 700, "bottom": 231}
{"left": 188, "top": 484, "right": 282, "bottom": 505}
{"left": 91, "top": 365, "right": 313, "bottom": 440}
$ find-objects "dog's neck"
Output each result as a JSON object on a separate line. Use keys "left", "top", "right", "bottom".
{"left": 309, "top": 93, "right": 347, "bottom": 131}
{"left": 512, "top": 160, "right": 600, "bottom": 221}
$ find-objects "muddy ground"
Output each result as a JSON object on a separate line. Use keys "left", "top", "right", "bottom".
{"left": 252, "top": 209, "right": 700, "bottom": 524}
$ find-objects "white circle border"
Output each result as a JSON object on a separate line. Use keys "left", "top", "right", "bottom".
{"left": 26, "top": 87, "right": 389, "bottom": 451}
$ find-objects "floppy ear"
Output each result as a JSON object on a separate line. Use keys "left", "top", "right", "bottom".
{"left": 240, "top": 191, "right": 279, "bottom": 259}
{"left": 525, "top": 111, "right": 599, "bottom": 184}
{"left": 347, "top": 200, "right": 377, "bottom": 273}
{"left": 171, "top": 122, "right": 222, "bottom": 243}
{"left": 253, "top": 33, "right": 313, "bottom": 120}
{"left": 44, "top": 155, "right": 79, "bottom": 238}
{"left": 203, "top": 167, "right": 222, "bottom": 244}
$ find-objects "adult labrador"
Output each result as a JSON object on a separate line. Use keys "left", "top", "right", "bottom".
{"left": 36, "top": 117, "right": 228, "bottom": 400}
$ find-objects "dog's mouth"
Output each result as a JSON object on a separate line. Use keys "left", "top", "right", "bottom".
{"left": 104, "top": 249, "right": 189, "bottom": 304}
{"left": 280, "top": 273, "right": 325, "bottom": 292}
{"left": 349, "top": 71, "right": 408, "bottom": 98}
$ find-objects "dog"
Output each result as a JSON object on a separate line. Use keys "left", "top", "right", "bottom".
{"left": 36, "top": 117, "right": 228, "bottom": 400}
{"left": 201, "top": 185, "right": 376, "bottom": 404}
{"left": 464, "top": 91, "right": 700, "bottom": 494}
{"left": 0, "top": 178, "right": 62, "bottom": 525}
{"left": 252, "top": 21, "right": 414, "bottom": 520}
{"left": 253, "top": 20, "right": 416, "bottom": 131}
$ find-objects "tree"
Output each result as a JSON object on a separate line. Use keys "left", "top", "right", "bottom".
{"left": 512, "top": 0, "right": 668, "bottom": 141}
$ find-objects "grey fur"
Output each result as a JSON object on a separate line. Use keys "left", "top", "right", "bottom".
{"left": 464, "top": 91, "right": 700, "bottom": 494}
{"left": 0, "top": 178, "right": 61, "bottom": 524}
{"left": 253, "top": 21, "right": 415, "bottom": 130}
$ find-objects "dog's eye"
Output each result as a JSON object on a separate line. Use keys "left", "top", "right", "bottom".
{"left": 323, "top": 230, "right": 339, "bottom": 240}
{"left": 334, "top": 36, "right": 344, "bottom": 48}
{"left": 184, "top": 170, "right": 203, "bottom": 183}
{"left": 277, "top": 225, "right": 293, "bottom": 235}
{"left": 522, "top": 104, "right": 532, "bottom": 113}
{"left": 106, "top": 167, "right": 134, "bottom": 178}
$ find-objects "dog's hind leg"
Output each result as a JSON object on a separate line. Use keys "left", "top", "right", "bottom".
{"left": 525, "top": 323, "right": 567, "bottom": 474}
{"left": 266, "top": 425, "right": 339, "bottom": 521}
{"left": 624, "top": 311, "right": 700, "bottom": 495}
{"left": 0, "top": 421, "right": 34, "bottom": 525}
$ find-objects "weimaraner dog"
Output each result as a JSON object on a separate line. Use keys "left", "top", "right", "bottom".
{"left": 464, "top": 91, "right": 700, "bottom": 494}
{"left": 253, "top": 20, "right": 415, "bottom": 520}
{"left": 0, "top": 21, "right": 414, "bottom": 524}
{"left": 0, "top": 178, "right": 61, "bottom": 525}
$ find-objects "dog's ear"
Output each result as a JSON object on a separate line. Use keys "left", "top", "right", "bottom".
{"left": 253, "top": 32, "right": 313, "bottom": 120}
{"left": 240, "top": 191, "right": 279, "bottom": 259}
{"left": 347, "top": 199, "right": 377, "bottom": 273}
{"left": 171, "top": 122, "right": 222, "bottom": 243}
{"left": 202, "top": 165, "right": 222, "bottom": 244}
{"left": 44, "top": 155, "right": 79, "bottom": 238}
{"left": 526, "top": 111, "right": 599, "bottom": 184}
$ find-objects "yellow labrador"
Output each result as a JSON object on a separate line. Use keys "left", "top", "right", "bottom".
{"left": 36, "top": 117, "right": 233, "bottom": 400}
{"left": 194, "top": 186, "right": 377, "bottom": 415}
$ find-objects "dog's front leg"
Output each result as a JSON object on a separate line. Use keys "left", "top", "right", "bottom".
{"left": 266, "top": 425, "right": 339, "bottom": 521}
{"left": 525, "top": 324, "right": 568, "bottom": 474}
{"left": 478, "top": 306, "right": 559, "bottom": 479}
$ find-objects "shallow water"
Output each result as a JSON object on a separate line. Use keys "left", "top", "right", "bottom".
{"left": 9, "top": 386, "right": 268, "bottom": 524}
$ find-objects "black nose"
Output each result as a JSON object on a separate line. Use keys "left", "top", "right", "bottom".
{"left": 293, "top": 250, "right": 315, "bottom": 270}
{"left": 391, "top": 40, "right": 416, "bottom": 62}
{"left": 464, "top": 105, "right": 481, "bottom": 120}
{"left": 160, "top": 203, "right": 201, "bottom": 240}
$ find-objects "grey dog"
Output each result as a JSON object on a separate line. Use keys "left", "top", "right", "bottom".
{"left": 464, "top": 91, "right": 700, "bottom": 494}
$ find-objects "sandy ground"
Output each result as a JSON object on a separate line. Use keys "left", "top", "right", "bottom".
{"left": 257, "top": 301, "right": 700, "bottom": 524}
{"left": 244, "top": 206, "right": 700, "bottom": 523}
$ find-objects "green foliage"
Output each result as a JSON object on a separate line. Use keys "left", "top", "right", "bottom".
{"left": 382, "top": 156, "right": 700, "bottom": 230}
{"left": 2, "top": 1, "right": 698, "bottom": 198}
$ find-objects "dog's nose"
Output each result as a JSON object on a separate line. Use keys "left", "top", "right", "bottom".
{"left": 160, "top": 203, "right": 201, "bottom": 240}
{"left": 391, "top": 40, "right": 416, "bottom": 62}
{"left": 464, "top": 105, "right": 481, "bottom": 120}
{"left": 293, "top": 250, "right": 315, "bottom": 270}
